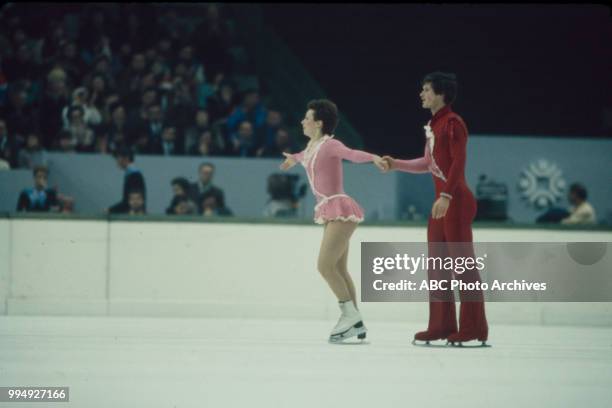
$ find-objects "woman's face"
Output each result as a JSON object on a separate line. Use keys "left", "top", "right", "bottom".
{"left": 173, "top": 184, "right": 185, "bottom": 197}
{"left": 300, "top": 109, "right": 321, "bottom": 139}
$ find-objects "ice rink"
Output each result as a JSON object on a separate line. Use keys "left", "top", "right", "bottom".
{"left": 1, "top": 315, "right": 611, "bottom": 408}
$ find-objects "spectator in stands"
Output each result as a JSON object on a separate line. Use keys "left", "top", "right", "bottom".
{"left": 57, "top": 130, "right": 76, "bottom": 153}
{"left": 65, "top": 105, "right": 95, "bottom": 152}
{"left": 18, "top": 131, "right": 48, "bottom": 169}
{"left": 561, "top": 183, "right": 597, "bottom": 225}
{"left": 150, "top": 124, "right": 183, "bottom": 156}
{"left": 174, "top": 197, "right": 198, "bottom": 215}
{"left": 0, "top": 119, "right": 18, "bottom": 168}
{"left": 184, "top": 109, "right": 212, "bottom": 152}
{"left": 189, "top": 129, "right": 222, "bottom": 156}
{"left": 166, "top": 177, "right": 196, "bottom": 214}
{"left": 201, "top": 188, "right": 233, "bottom": 217}
{"left": 108, "top": 145, "right": 146, "bottom": 214}
{"left": 206, "top": 81, "right": 235, "bottom": 124}
{"left": 226, "top": 89, "right": 267, "bottom": 139}
{"left": 257, "top": 109, "right": 284, "bottom": 149}
{"left": 104, "top": 103, "right": 129, "bottom": 151}
{"left": 257, "top": 127, "right": 294, "bottom": 158}
{"left": 143, "top": 103, "right": 164, "bottom": 150}
{"left": 191, "top": 162, "right": 225, "bottom": 213}
{"left": 61, "top": 87, "right": 102, "bottom": 129}
{"left": 229, "top": 120, "right": 258, "bottom": 157}
{"left": 4, "top": 86, "right": 37, "bottom": 138}
{"left": 127, "top": 189, "right": 146, "bottom": 215}
{"left": 16, "top": 165, "right": 60, "bottom": 212}
{"left": 39, "top": 74, "right": 69, "bottom": 149}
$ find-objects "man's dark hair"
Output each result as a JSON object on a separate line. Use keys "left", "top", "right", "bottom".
{"left": 33, "top": 165, "right": 48, "bottom": 177}
{"left": 113, "top": 144, "right": 134, "bottom": 162}
{"left": 422, "top": 71, "right": 458, "bottom": 105}
{"left": 569, "top": 183, "right": 588, "bottom": 200}
{"left": 307, "top": 99, "right": 339, "bottom": 135}
{"left": 198, "top": 162, "right": 215, "bottom": 172}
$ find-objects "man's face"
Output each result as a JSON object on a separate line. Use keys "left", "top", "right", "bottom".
{"left": 267, "top": 110, "right": 282, "bottom": 127}
{"left": 34, "top": 170, "right": 47, "bottom": 189}
{"left": 202, "top": 196, "right": 218, "bottom": 211}
{"left": 276, "top": 129, "right": 289, "bottom": 147}
{"left": 568, "top": 191, "right": 579, "bottom": 206}
{"left": 115, "top": 156, "right": 129, "bottom": 170}
{"left": 195, "top": 111, "right": 209, "bottom": 127}
{"left": 238, "top": 122, "right": 253, "bottom": 140}
{"left": 420, "top": 82, "right": 444, "bottom": 110}
{"left": 162, "top": 127, "right": 176, "bottom": 142}
{"left": 128, "top": 192, "right": 144, "bottom": 211}
{"left": 148, "top": 106, "right": 162, "bottom": 122}
{"left": 199, "top": 165, "right": 214, "bottom": 184}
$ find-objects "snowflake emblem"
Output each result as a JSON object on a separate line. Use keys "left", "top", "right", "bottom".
{"left": 518, "top": 159, "right": 567, "bottom": 209}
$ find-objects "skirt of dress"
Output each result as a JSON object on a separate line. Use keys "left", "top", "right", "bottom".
{"left": 314, "top": 195, "right": 365, "bottom": 225}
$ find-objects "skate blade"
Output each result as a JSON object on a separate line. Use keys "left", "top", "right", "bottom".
{"left": 411, "top": 339, "right": 450, "bottom": 348}
{"left": 446, "top": 340, "right": 492, "bottom": 348}
{"left": 329, "top": 323, "right": 368, "bottom": 344}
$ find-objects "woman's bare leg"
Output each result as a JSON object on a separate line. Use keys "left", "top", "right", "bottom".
{"left": 336, "top": 245, "right": 357, "bottom": 308}
{"left": 317, "top": 221, "right": 358, "bottom": 301}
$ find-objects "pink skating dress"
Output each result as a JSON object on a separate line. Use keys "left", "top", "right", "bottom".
{"left": 289, "top": 135, "right": 376, "bottom": 224}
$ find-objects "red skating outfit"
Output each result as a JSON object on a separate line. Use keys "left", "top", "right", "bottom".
{"left": 289, "top": 135, "right": 375, "bottom": 224}
{"left": 393, "top": 104, "right": 488, "bottom": 344}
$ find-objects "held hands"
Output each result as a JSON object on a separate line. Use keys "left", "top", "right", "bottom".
{"left": 381, "top": 155, "right": 396, "bottom": 173}
{"left": 280, "top": 152, "right": 297, "bottom": 170}
{"left": 431, "top": 196, "right": 450, "bottom": 219}
{"left": 372, "top": 155, "right": 389, "bottom": 172}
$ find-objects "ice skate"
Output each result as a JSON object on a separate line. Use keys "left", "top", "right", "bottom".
{"left": 412, "top": 301, "right": 457, "bottom": 347}
{"left": 328, "top": 300, "right": 368, "bottom": 343}
{"left": 446, "top": 302, "right": 490, "bottom": 348}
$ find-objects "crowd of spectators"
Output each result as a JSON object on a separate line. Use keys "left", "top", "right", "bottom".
{"left": 0, "top": 4, "right": 299, "bottom": 173}
{"left": 2, "top": 4, "right": 304, "bottom": 217}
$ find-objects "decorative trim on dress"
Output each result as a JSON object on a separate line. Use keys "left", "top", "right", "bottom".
{"left": 424, "top": 123, "right": 447, "bottom": 182}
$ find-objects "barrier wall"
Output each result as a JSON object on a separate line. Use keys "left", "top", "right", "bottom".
{"left": 1, "top": 217, "right": 611, "bottom": 327}
{"left": 1, "top": 135, "right": 610, "bottom": 224}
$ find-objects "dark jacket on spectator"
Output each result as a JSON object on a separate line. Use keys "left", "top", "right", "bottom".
{"left": 17, "top": 187, "right": 58, "bottom": 212}
{"left": 108, "top": 166, "right": 146, "bottom": 214}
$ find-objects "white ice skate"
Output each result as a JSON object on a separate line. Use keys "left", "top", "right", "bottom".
{"left": 328, "top": 300, "right": 368, "bottom": 343}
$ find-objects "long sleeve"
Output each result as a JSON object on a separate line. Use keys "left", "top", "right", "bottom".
{"left": 393, "top": 145, "right": 431, "bottom": 173}
{"left": 288, "top": 150, "right": 305, "bottom": 163}
{"left": 328, "top": 139, "right": 374, "bottom": 163}
{"left": 442, "top": 119, "right": 467, "bottom": 198}
{"left": 16, "top": 191, "right": 29, "bottom": 211}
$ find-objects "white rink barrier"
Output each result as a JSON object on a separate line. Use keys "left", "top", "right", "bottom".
{"left": 1, "top": 218, "right": 611, "bottom": 327}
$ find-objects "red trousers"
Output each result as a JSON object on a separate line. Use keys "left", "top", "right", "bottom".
{"left": 417, "top": 187, "right": 489, "bottom": 341}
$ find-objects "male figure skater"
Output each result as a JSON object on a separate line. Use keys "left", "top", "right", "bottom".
{"left": 383, "top": 72, "right": 489, "bottom": 346}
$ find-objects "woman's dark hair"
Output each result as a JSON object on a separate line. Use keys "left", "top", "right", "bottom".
{"left": 422, "top": 71, "right": 458, "bottom": 105}
{"left": 307, "top": 99, "right": 339, "bottom": 135}
{"left": 171, "top": 177, "right": 191, "bottom": 195}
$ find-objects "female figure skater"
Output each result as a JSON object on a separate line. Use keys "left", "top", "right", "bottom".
{"left": 382, "top": 72, "right": 489, "bottom": 347}
{"left": 280, "top": 99, "right": 387, "bottom": 343}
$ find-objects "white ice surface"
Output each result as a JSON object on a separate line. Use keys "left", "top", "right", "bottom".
{"left": 1, "top": 316, "right": 611, "bottom": 408}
